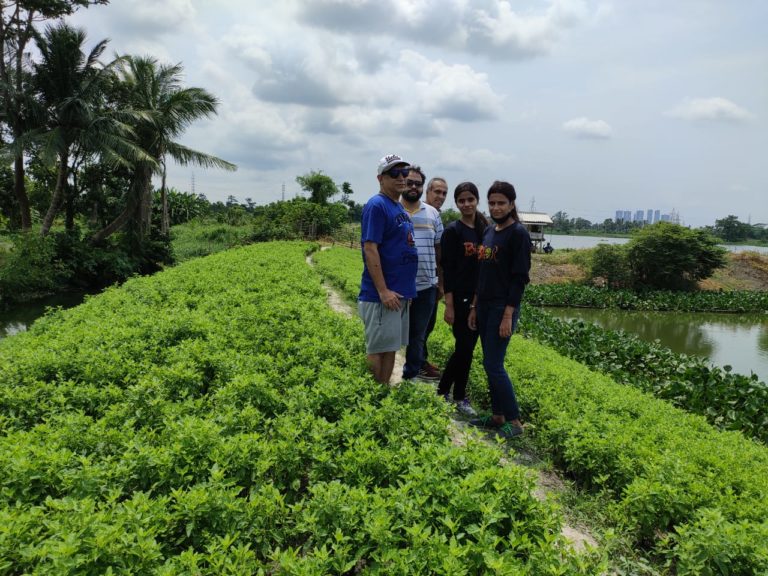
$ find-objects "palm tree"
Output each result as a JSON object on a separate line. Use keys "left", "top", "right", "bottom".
{"left": 31, "top": 22, "right": 149, "bottom": 236}
{"left": 91, "top": 56, "right": 236, "bottom": 243}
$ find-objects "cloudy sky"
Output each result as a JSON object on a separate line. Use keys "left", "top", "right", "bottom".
{"left": 68, "top": 0, "right": 767, "bottom": 227}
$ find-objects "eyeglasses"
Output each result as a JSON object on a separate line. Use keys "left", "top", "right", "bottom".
{"left": 406, "top": 180, "right": 423, "bottom": 188}
{"left": 385, "top": 167, "right": 411, "bottom": 179}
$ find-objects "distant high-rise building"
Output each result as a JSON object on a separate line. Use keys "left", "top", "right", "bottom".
{"left": 661, "top": 214, "right": 670, "bottom": 222}
{"left": 615, "top": 210, "right": 624, "bottom": 222}
{"left": 654, "top": 209, "right": 660, "bottom": 224}
{"left": 623, "top": 210, "right": 632, "bottom": 222}
{"left": 647, "top": 209, "right": 653, "bottom": 223}
{"left": 635, "top": 210, "right": 645, "bottom": 223}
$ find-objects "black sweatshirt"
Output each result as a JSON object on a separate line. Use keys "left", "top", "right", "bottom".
{"left": 476, "top": 221, "right": 531, "bottom": 308}
{"left": 441, "top": 220, "right": 484, "bottom": 298}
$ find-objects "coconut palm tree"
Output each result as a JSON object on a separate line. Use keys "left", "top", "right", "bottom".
{"left": 91, "top": 56, "right": 236, "bottom": 243}
{"left": 31, "top": 22, "right": 149, "bottom": 236}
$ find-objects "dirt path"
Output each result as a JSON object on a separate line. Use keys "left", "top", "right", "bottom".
{"left": 307, "top": 252, "right": 597, "bottom": 554}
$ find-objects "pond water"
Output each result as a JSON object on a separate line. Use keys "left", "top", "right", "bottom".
{"left": 543, "top": 306, "right": 768, "bottom": 382}
{"left": 0, "top": 292, "right": 90, "bottom": 340}
{"left": 546, "top": 234, "right": 768, "bottom": 254}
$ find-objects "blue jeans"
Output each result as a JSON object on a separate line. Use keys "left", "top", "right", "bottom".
{"left": 403, "top": 286, "right": 437, "bottom": 379}
{"left": 477, "top": 303, "right": 521, "bottom": 421}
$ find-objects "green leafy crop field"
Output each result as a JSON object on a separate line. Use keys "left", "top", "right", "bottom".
{"left": 314, "top": 245, "right": 768, "bottom": 574}
{"left": 0, "top": 242, "right": 597, "bottom": 574}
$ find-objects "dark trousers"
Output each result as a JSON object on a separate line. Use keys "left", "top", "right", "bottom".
{"left": 437, "top": 296, "right": 479, "bottom": 401}
{"left": 423, "top": 299, "right": 438, "bottom": 365}
{"left": 403, "top": 286, "right": 437, "bottom": 379}
{"left": 477, "top": 303, "right": 521, "bottom": 421}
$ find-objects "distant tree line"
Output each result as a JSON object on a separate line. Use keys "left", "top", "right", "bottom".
{"left": 550, "top": 211, "right": 767, "bottom": 243}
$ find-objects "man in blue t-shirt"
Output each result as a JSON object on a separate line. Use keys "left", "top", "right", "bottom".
{"left": 358, "top": 154, "right": 418, "bottom": 384}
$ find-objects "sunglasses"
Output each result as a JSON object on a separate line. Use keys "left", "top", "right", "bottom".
{"left": 385, "top": 167, "right": 411, "bottom": 179}
{"left": 406, "top": 180, "right": 423, "bottom": 188}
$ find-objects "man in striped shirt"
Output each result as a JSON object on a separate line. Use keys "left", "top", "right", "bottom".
{"left": 400, "top": 166, "right": 444, "bottom": 382}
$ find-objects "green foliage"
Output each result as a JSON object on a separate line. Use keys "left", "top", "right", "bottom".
{"left": 0, "top": 228, "right": 171, "bottom": 303}
{"left": 589, "top": 244, "right": 632, "bottom": 288}
{"left": 712, "top": 215, "right": 753, "bottom": 243}
{"left": 252, "top": 197, "right": 349, "bottom": 240}
{"left": 170, "top": 219, "right": 253, "bottom": 262}
{"left": 311, "top": 245, "right": 768, "bottom": 573}
{"left": 153, "top": 188, "right": 209, "bottom": 226}
{"left": 525, "top": 284, "right": 768, "bottom": 313}
{"left": 296, "top": 170, "right": 339, "bottom": 205}
{"left": 627, "top": 223, "right": 727, "bottom": 290}
{"left": 0, "top": 233, "right": 63, "bottom": 299}
{"left": 508, "top": 337, "right": 768, "bottom": 573}
{"left": 440, "top": 208, "right": 461, "bottom": 226}
{"left": 0, "top": 242, "right": 599, "bottom": 574}
{"left": 517, "top": 306, "right": 768, "bottom": 442}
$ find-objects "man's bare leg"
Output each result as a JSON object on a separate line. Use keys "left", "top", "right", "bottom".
{"left": 367, "top": 351, "right": 396, "bottom": 384}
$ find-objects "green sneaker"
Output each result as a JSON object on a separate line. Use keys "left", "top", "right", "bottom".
{"left": 498, "top": 422, "right": 524, "bottom": 439}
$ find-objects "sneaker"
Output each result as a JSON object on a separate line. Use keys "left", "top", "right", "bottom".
{"left": 455, "top": 398, "right": 477, "bottom": 417}
{"left": 498, "top": 422, "right": 524, "bottom": 439}
{"left": 417, "top": 365, "right": 440, "bottom": 382}
{"left": 468, "top": 415, "right": 500, "bottom": 429}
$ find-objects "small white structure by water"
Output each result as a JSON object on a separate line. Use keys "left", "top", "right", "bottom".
{"left": 519, "top": 212, "right": 553, "bottom": 251}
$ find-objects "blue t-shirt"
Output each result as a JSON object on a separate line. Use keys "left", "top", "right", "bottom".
{"left": 359, "top": 193, "right": 418, "bottom": 302}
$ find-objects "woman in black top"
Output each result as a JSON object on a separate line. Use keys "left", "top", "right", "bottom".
{"left": 468, "top": 181, "right": 531, "bottom": 439}
{"left": 437, "top": 182, "right": 488, "bottom": 415}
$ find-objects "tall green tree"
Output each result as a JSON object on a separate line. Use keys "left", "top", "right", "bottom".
{"left": 0, "top": 0, "right": 108, "bottom": 230}
{"left": 31, "top": 22, "right": 144, "bottom": 236}
{"left": 713, "top": 215, "right": 750, "bottom": 243}
{"left": 296, "top": 170, "right": 338, "bottom": 205}
{"left": 92, "top": 56, "right": 236, "bottom": 243}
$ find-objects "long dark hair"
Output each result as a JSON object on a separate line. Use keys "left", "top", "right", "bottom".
{"left": 487, "top": 180, "right": 520, "bottom": 223}
{"left": 454, "top": 181, "right": 488, "bottom": 236}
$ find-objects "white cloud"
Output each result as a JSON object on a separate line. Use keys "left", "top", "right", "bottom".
{"left": 296, "top": 0, "right": 593, "bottom": 60}
{"left": 562, "top": 117, "right": 613, "bottom": 139}
{"left": 400, "top": 50, "right": 504, "bottom": 121}
{"left": 666, "top": 97, "right": 753, "bottom": 122}
{"left": 469, "top": 0, "right": 589, "bottom": 58}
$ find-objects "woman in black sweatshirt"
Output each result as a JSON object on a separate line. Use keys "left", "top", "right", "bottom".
{"left": 468, "top": 181, "right": 531, "bottom": 439}
{"left": 437, "top": 182, "right": 488, "bottom": 416}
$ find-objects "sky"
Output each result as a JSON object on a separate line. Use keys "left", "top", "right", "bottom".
{"left": 67, "top": 0, "right": 768, "bottom": 227}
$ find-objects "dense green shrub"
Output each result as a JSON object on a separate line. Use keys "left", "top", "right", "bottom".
{"left": 0, "top": 233, "right": 63, "bottom": 300}
{"left": 627, "top": 222, "right": 727, "bottom": 290}
{"left": 589, "top": 243, "right": 631, "bottom": 288}
{"left": 0, "top": 229, "right": 171, "bottom": 305}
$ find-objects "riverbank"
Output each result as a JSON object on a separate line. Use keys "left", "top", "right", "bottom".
{"left": 531, "top": 249, "right": 768, "bottom": 291}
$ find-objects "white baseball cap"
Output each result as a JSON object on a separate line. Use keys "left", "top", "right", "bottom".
{"left": 377, "top": 153, "right": 410, "bottom": 175}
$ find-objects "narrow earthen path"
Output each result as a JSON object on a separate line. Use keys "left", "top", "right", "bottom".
{"left": 307, "top": 252, "right": 597, "bottom": 554}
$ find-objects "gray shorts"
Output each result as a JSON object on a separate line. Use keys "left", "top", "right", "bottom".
{"left": 358, "top": 299, "right": 410, "bottom": 354}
